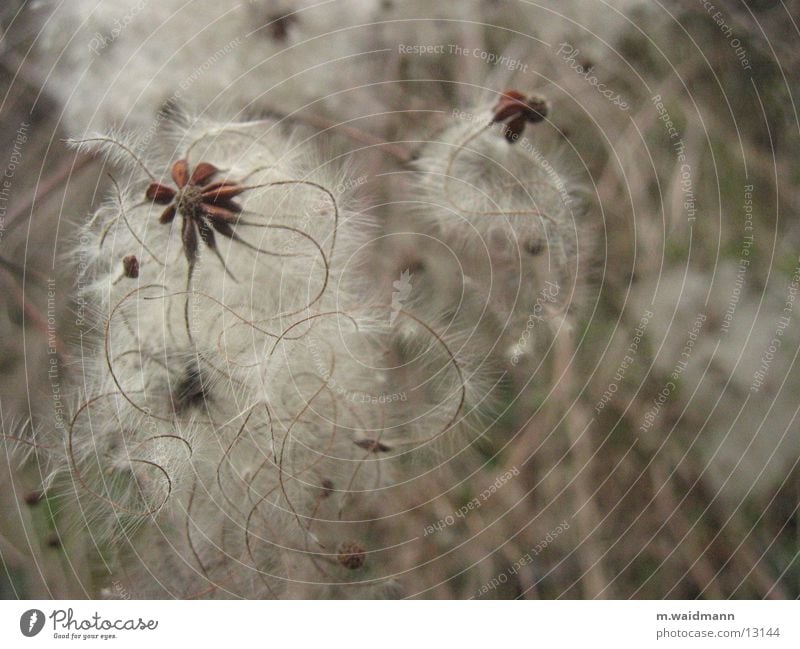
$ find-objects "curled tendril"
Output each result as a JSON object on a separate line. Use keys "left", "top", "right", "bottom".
{"left": 69, "top": 136, "right": 158, "bottom": 182}
{"left": 103, "top": 174, "right": 165, "bottom": 265}
{"left": 216, "top": 402, "right": 273, "bottom": 516}
{"left": 104, "top": 284, "right": 176, "bottom": 423}
{"left": 67, "top": 392, "right": 180, "bottom": 517}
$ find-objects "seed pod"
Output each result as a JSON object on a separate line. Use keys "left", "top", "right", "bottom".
{"left": 122, "top": 255, "right": 139, "bottom": 279}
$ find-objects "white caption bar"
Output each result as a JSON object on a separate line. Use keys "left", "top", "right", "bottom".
{"left": 1, "top": 600, "right": 797, "bottom": 648}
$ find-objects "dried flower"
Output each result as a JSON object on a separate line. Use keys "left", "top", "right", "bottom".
{"left": 145, "top": 159, "right": 248, "bottom": 271}
{"left": 492, "top": 90, "right": 548, "bottom": 142}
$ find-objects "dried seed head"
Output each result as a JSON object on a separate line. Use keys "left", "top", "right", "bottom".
{"left": 144, "top": 159, "right": 247, "bottom": 272}
{"left": 337, "top": 540, "right": 366, "bottom": 570}
{"left": 122, "top": 255, "right": 140, "bottom": 278}
{"left": 354, "top": 438, "right": 391, "bottom": 453}
{"left": 492, "top": 90, "right": 549, "bottom": 143}
{"left": 321, "top": 479, "right": 335, "bottom": 497}
{"left": 56, "top": 116, "right": 410, "bottom": 599}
